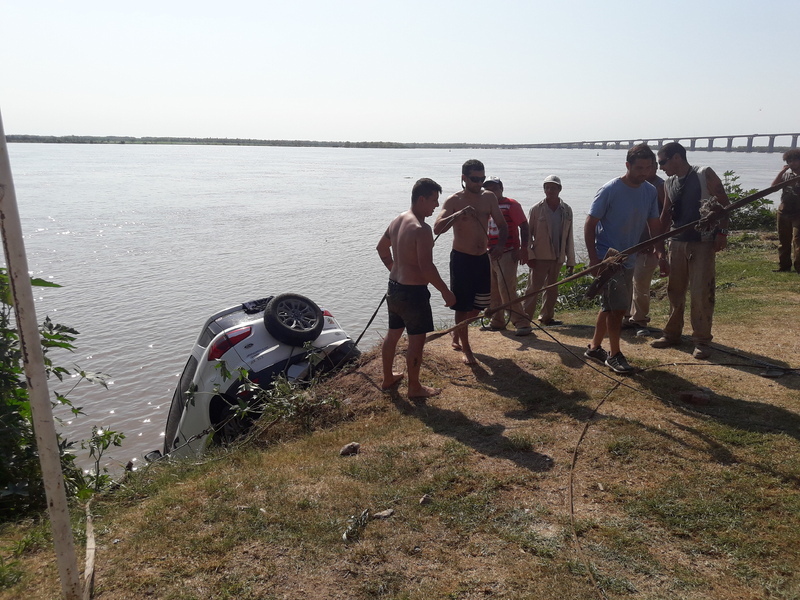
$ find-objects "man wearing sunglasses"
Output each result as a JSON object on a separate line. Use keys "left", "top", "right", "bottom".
{"left": 651, "top": 142, "right": 729, "bottom": 360}
{"left": 434, "top": 159, "right": 507, "bottom": 365}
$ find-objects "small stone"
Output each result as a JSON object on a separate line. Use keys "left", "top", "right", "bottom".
{"left": 372, "top": 509, "right": 394, "bottom": 519}
{"left": 340, "top": 442, "right": 361, "bottom": 456}
{"left": 419, "top": 494, "right": 432, "bottom": 505}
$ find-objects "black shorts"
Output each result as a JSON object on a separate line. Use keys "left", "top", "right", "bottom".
{"left": 386, "top": 280, "right": 434, "bottom": 335}
{"left": 450, "top": 250, "right": 491, "bottom": 312}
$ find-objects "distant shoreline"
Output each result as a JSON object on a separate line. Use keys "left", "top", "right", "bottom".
{"left": 4, "top": 135, "right": 793, "bottom": 153}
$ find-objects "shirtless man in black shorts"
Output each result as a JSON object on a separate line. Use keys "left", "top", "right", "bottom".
{"left": 377, "top": 178, "right": 456, "bottom": 398}
{"left": 434, "top": 160, "right": 507, "bottom": 364}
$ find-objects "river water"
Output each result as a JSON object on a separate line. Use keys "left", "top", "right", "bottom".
{"left": 3, "top": 143, "right": 784, "bottom": 471}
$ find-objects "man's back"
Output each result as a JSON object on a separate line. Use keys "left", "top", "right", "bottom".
{"left": 386, "top": 211, "right": 430, "bottom": 285}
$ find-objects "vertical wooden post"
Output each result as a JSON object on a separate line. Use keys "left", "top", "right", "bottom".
{"left": 0, "top": 110, "right": 82, "bottom": 599}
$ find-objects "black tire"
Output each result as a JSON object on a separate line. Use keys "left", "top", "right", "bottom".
{"left": 264, "top": 293, "right": 324, "bottom": 346}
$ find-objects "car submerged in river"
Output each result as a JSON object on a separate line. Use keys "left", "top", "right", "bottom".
{"left": 152, "top": 293, "right": 360, "bottom": 460}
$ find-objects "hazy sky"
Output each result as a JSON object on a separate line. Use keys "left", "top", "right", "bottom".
{"left": 2, "top": 0, "right": 797, "bottom": 144}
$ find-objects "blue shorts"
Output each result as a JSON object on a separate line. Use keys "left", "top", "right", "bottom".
{"left": 450, "top": 250, "right": 491, "bottom": 312}
{"left": 386, "top": 280, "right": 434, "bottom": 335}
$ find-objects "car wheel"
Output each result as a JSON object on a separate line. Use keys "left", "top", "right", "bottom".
{"left": 264, "top": 293, "right": 324, "bottom": 346}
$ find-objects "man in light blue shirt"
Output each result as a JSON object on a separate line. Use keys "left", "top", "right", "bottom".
{"left": 583, "top": 144, "right": 663, "bottom": 374}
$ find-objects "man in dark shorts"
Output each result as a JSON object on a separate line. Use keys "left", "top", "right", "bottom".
{"left": 434, "top": 160, "right": 507, "bottom": 365}
{"left": 377, "top": 178, "right": 456, "bottom": 399}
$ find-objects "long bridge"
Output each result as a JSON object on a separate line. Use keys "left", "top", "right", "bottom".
{"left": 532, "top": 133, "right": 799, "bottom": 153}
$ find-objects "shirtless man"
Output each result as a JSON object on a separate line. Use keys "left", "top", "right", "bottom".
{"left": 433, "top": 159, "right": 507, "bottom": 364}
{"left": 377, "top": 178, "right": 456, "bottom": 398}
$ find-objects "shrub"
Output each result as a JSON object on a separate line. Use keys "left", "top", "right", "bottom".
{"left": 0, "top": 269, "right": 115, "bottom": 517}
{"left": 724, "top": 170, "right": 776, "bottom": 231}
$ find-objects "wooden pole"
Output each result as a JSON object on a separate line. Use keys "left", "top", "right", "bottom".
{"left": 0, "top": 110, "right": 82, "bottom": 599}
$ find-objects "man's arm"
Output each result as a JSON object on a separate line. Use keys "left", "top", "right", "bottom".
{"left": 415, "top": 227, "right": 456, "bottom": 306}
{"left": 376, "top": 229, "right": 393, "bottom": 272}
{"left": 433, "top": 195, "right": 464, "bottom": 235}
{"left": 584, "top": 215, "right": 601, "bottom": 266}
{"left": 771, "top": 166, "right": 790, "bottom": 187}
{"left": 517, "top": 221, "right": 530, "bottom": 264}
{"left": 705, "top": 167, "right": 729, "bottom": 252}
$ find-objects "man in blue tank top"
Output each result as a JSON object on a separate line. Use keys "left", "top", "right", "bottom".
{"left": 584, "top": 144, "right": 662, "bottom": 374}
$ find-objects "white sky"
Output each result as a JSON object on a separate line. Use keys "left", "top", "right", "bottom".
{"left": 2, "top": 0, "right": 797, "bottom": 144}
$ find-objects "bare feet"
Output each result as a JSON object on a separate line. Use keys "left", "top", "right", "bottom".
{"left": 461, "top": 350, "right": 477, "bottom": 365}
{"left": 380, "top": 373, "right": 404, "bottom": 391}
{"left": 408, "top": 385, "right": 442, "bottom": 400}
{"left": 451, "top": 341, "right": 462, "bottom": 351}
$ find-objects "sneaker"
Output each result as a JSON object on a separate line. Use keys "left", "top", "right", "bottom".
{"left": 651, "top": 336, "right": 680, "bottom": 348}
{"left": 481, "top": 324, "right": 506, "bottom": 331}
{"left": 635, "top": 327, "right": 651, "bottom": 337}
{"left": 514, "top": 327, "right": 533, "bottom": 337}
{"left": 584, "top": 345, "right": 609, "bottom": 364}
{"left": 692, "top": 345, "right": 712, "bottom": 360}
{"left": 605, "top": 352, "right": 636, "bottom": 374}
{"left": 540, "top": 319, "right": 563, "bottom": 326}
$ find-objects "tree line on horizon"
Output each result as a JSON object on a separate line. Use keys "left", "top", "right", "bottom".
{"left": 4, "top": 134, "right": 794, "bottom": 153}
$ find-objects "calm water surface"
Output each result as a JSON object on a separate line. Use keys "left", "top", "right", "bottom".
{"left": 4, "top": 144, "right": 784, "bottom": 470}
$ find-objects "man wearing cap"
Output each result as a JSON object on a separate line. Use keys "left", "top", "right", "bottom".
{"left": 523, "top": 175, "right": 575, "bottom": 327}
{"left": 434, "top": 159, "right": 507, "bottom": 365}
{"left": 584, "top": 144, "right": 662, "bottom": 375}
{"left": 483, "top": 177, "right": 531, "bottom": 335}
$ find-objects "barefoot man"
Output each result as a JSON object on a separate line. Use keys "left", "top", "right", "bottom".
{"left": 434, "top": 159, "right": 507, "bottom": 364}
{"left": 377, "top": 178, "right": 456, "bottom": 399}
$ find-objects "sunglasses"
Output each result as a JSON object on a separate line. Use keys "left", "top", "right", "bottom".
{"left": 657, "top": 156, "right": 672, "bottom": 167}
{"left": 466, "top": 175, "right": 486, "bottom": 183}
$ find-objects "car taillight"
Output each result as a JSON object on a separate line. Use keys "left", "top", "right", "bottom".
{"left": 323, "top": 309, "right": 333, "bottom": 317}
{"left": 208, "top": 326, "right": 252, "bottom": 361}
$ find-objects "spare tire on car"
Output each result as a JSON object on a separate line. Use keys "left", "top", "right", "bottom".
{"left": 264, "top": 293, "right": 325, "bottom": 346}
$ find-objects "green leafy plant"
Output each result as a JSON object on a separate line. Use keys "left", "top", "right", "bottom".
{"left": 723, "top": 170, "right": 776, "bottom": 231}
{"left": 517, "top": 265, "right": 598, "bottom": 312}
{"left": 0, "top": 268, "right": 115, "bottom": 517}
{"left": 79, "top": 426, "right": 125, "bottom": 497}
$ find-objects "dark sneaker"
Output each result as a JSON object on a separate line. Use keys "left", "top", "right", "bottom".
{"left": 605, "top": 352, "right": 636, "bottom": 374}
{"left": 540, "top": 318, "right": 563, "bottom": 326}
{"left": 514, "top": 327, "right": 533, "bottom": 337}
{"left": 584, "top": 345, "right": 609, "bottom": 364}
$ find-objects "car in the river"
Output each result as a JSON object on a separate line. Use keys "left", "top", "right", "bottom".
{"left": 151, "top": 293, "right": 360, "bottom": 460}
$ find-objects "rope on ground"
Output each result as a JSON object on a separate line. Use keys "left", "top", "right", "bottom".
{"left": 568, "top": 381, "right": 621, "bottom": 600}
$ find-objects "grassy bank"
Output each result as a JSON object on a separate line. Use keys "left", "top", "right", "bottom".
{"left": 1, "top": 232, "right": 799, "bottom": 600}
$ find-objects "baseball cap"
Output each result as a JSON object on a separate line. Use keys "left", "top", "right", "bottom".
{"left": 543, "top": 175, "right": 562, "bottom": 187}
{"left": 484, "top": 177, "right": 503, "bottom": 187}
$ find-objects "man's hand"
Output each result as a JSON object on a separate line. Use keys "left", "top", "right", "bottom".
{"left": 442, "top": 289, "right": 457, "bottom": 307}
{"left": 488, "top": 245, "right": 504, "bottom": 261}
{"left": 658, "top": 256, "right": 670, "bottom": 277}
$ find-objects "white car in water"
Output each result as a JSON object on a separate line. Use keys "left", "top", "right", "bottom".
{"left": 153, "top": 293, "right": 359, "bottom": 460}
